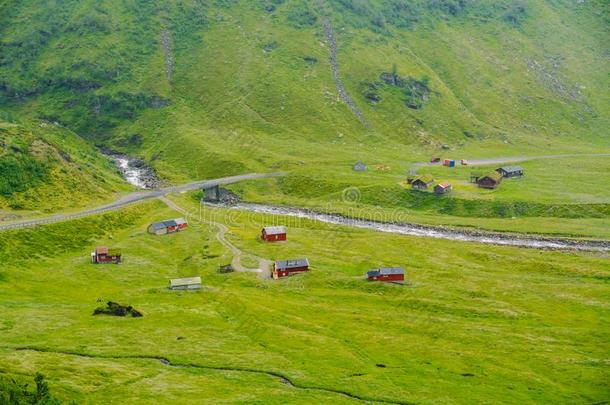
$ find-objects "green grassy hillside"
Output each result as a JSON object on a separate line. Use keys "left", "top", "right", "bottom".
{"left": 0, "top": 196, "right": 608, "bottom": 403}
{"left": 1, "top": 0, "right": 608, "bottom": 184}
{"left": 0, "top": 119, "right": 127, "bottom": 214}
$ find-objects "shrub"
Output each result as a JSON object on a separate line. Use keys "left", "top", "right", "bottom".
{"left": 0, "top": 155, "right": 48, "bottom": 197}
{"left": 0, "top": 372, "right": 62, "bottom": 404}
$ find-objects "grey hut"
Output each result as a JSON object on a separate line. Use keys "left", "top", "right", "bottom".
{"left": 169, "top": 276, "right": 202, "bottom": 290}
{"left": 496, "top": 166, "right": 524, "bottom": 178}
{"left": 353, "top": 161, "right": 367, "bottom": 171}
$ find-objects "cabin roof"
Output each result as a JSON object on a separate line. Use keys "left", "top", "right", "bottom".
{"left": 412, "top": 174, "right": 434, "bottom": 184}
{"left": 162, "top": 219, "right": 178, "bottom": 227}
{"left": 479, "top": 171, "right": 503, "bottom": 182}
{"left": 150, "top": 222, "right": 167, "bottom": 230}
{"left": 275, "top": 258, "right": 309, "bottom": 270}
{"left": 263, "top": 226, "right": 287, "bottom": 235}
{"left": 436, "top": 182, "right": 451, "bottom": 189}
{"left": 170, "top": 276, "right": 201, "bottom": 287}
{"left": 368, "top": 267, "right": 405, "bottom": 277}
{"left": 497, "top": 166, "right": 523, "bottom": 173}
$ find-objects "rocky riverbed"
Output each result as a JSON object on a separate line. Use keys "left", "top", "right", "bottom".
{"left": 204, "top": 201, "right": 610, "bottom": 252}
{"left": 104, "top": 152, "right": 162, "bottom": 189}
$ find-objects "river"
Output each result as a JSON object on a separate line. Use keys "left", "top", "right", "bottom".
{"left": 206, "top": 202, "right": 609, "bottom": 252}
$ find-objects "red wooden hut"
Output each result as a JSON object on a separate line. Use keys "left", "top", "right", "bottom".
{"left": 434, "top": 183, "right": 452, "bottom": 195}
{"left": 261, "top": 226, "right": 287, "bottom": 242}
{"left": 91, "top": 246, "right": 122, "bottom": 264}
{"left": 273, "top": 258, "right": 309, "bottom": 279}
{"left": 367, "top": 267, "right": 405, "bottom": 283}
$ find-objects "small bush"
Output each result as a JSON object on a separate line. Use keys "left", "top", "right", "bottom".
{"left": 286, "top": 3, "right": 317, "bottom": 28}
{"left": 0, "top": 372, "right": 62, "bottom": 404}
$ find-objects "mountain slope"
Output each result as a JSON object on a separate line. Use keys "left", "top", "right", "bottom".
{"left": 0, "top": 119, "right": 127, "bottom": 213}
{"left": 0, "top": 0, "right": 608, "bottom": 183}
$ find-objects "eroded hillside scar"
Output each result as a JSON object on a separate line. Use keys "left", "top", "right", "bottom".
{"left": 321, "top": 17, "right": 370, "bottom": 129}
{"left": 11, "top": 347, "right": 413, "bottom": 405}
{"left": 160, "top": 29, "right": 174, "bottom": 85}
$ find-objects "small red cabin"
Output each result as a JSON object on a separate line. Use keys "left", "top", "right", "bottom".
{"left": 262, "top": 226, "right": 287, "bottom": 242}
{"left": 367, "top": 267, "right": 405, "bottom": 283}
{"left": 91, "top": 246, "right": 121, "bottom": 264}
{"left": 273, "top": 258, "right": 309, "bottom": 279}
{"left": 434, "top": 183, "right": 452, "bottom": 195}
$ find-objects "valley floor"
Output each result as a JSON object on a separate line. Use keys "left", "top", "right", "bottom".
{"left": 0, "top": 196, "right": 608, "bottom": 404}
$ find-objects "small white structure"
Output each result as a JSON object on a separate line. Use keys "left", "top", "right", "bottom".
{"left": 169, "top": 276, "right": 202, "bottom": 290}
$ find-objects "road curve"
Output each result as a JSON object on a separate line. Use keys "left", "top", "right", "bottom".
{"left": 159, "top": 197, "right": 271, "bottom": 278}
{"left": 414, "top": 153, "right": 610, "bottom": 167}
{"left": 0, "top": 172, "right": 284, "bottom": 232}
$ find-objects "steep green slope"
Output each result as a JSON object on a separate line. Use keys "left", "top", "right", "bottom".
{"left": 0, "top": 0, "right": 608, "bottom": 183}
{"left": 0, "top": 119, "right": 127, "bottom": 213}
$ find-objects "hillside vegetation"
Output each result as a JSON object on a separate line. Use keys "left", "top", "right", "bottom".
{"left": 0, "top": 0, "right": 608, "bottom": 184}
{"left": 0, "top": 119, "right": 126, "bottom": 213}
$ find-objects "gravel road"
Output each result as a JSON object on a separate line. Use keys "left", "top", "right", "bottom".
{"left": 0, "top": 172, "right": 283, "bottom": 232}
{"left": 415, "top": 153, "right": 610, "bottom": 167}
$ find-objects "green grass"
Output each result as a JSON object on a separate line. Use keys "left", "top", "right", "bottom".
{"left": 0, "top": 1, "right": 608, "bottom": 239}
{"left": 0, "top": 120, "right": 128, "bottom": 213}
{"left": 225, "top": 155, "right": 610, "bottom": 238}
{"left": 0, "top": 196, "right": 608, "bottom": 403}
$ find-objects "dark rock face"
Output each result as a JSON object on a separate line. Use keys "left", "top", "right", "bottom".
{"left": 203, "top": 187, "right": 241, "bottom": 204}
{"left": 93, "top": 301, "right": 143, "bottom": 317}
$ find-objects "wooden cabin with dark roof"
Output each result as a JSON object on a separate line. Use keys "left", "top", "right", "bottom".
{"left": 477, "top": 172, "right": 503, "bottom": 189}
{"left": 496, "top": 166, "right": 524, "bottom": 178}
{"left": 410, "top": 175, "right": 435, "bottom": 190}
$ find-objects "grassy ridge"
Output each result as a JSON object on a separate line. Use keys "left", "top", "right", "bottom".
{"left": 0, "top": 120, "right": 127, "bottom": 213}
{"left": 0, "top": 196, "right": 608, "bottom": 403}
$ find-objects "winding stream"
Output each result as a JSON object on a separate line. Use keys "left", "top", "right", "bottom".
{"left": 206, "top": 202, "right": 609, "bottom": 252}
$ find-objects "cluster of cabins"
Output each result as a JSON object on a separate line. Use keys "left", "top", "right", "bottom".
{"left": 91, "top": 217, "right": 196, "bottom": 290}
{"left": 407, "top": 175, "right": 453, "bottom": 195}
{"left": 91, "top": 219, "right": 405, "bottom": 288}
{"left": 408, "top": 165, "right": 524, "bottom": 193}
{"left": 261, "top": 226, "right": 405, "bottom": 283}
{"left": 471, "top": 166, "right": 524, "bottom": 189}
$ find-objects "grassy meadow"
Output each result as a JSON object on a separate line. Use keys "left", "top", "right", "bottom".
{"left": 225, "top": 155, "right": 610, "bottom": 238}
{"left": 0, "top": 195, "right": 608, "bottom": 403}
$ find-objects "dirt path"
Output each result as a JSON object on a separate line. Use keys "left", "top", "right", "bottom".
{"left": 414, "top": 153, "right": 610, "bottom": 167}
{"left": 0, "top": 172, "right": 284, "bottom": 232}
{"left": 159, "top": 196, "right": 271, "bottom": 278}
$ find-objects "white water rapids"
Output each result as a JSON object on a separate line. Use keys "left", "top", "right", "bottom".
{"left": 115, "top": 157, "right": 149, "bottom": 189}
